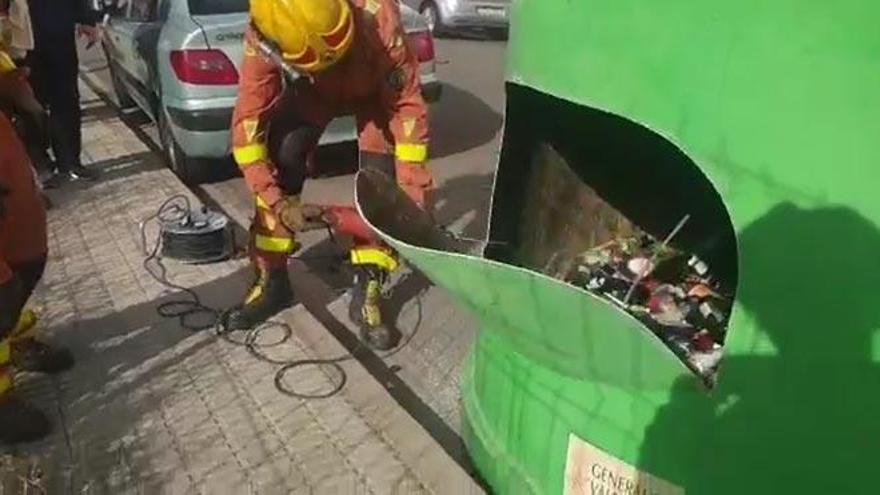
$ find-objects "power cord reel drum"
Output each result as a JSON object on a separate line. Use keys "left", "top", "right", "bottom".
{"left": 158, "top": 204, "right": 235, "bottom": 264}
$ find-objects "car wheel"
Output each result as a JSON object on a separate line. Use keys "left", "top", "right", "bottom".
{"left": 420, "top": 1, "right": 445, "bottom": 36}
{"left": 157, "top": 107, "right": 214, "bottom": 185}
{"left": 103, "top": 47, "right": 136, "bottom": 109}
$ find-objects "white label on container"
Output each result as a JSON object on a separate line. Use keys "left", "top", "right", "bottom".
{"left": 564, "top": 433, "right": 685, "bottom": 495}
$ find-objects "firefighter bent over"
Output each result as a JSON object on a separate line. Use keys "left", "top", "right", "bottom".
{"left": 0, "top": 59, "right": 75, "bottom": 443}
{"left": 226, "top": 0, "right": 432, "bottom": 350}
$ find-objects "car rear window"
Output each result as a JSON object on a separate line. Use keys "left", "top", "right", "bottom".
{"left": 188, "top": 0, "right": 248, "bottom": 16}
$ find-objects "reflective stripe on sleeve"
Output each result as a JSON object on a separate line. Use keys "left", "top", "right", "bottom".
{"left": 394, "top": 143, "right": 427, "bottom": 163}
{"left": 233, "top": 143, "right": 269, "bottom": 165}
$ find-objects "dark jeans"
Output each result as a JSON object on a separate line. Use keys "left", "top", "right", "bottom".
{"left": 25, "top": 42, "right": 82, "bottom": 172}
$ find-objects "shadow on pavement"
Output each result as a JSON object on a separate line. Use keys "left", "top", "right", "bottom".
{"left": 286, "top": 254, "right": 483, "bottom": 483}
{"left": 433, "top": 170, "right": 495, "bottom": 240}
{"left": 14, "top": 266, "right": 255, "bottom": 492}
{"left": 429, "top": 84, "right": 503, "bottom": 159}
{"left": 43, "top": 151, "right": 165, "bottom": 211}
{"left": 639, "top": 204, "right": 880, "bottom": 494}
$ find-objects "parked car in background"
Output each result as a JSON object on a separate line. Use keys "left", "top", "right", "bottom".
{"left": 100, "top": 0, "right": 441, "bottom": 184}
{"left": 403, "top": 0, "right": 509, "bottom": 35}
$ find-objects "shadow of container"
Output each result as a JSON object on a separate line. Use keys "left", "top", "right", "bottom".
{"left": 357, "top": 0, "right": 880, "bottom": 493}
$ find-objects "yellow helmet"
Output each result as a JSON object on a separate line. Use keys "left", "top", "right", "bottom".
{"left": 250, "top": 0, "right": 355, "bottom": 74}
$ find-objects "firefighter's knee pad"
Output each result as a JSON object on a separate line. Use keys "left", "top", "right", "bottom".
{"left": 268, "top": 118, "right": 322, "bottom": 193}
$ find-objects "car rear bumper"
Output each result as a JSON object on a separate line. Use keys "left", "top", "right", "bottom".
{"left": 443, "top": 3, "right": 510, "bottom": 28}
{"left": 165, "top": 81, "right": 443, "bottom": 158}
{"left": 166, "top": 106, "right": 233, "bottom": 133}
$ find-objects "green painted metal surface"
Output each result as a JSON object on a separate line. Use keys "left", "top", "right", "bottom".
{"left": 358, "top": 1, "right": 880, "bottom": 493}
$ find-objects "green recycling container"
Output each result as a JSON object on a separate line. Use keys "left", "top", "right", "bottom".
{"left": 358, "top": 1, "right": 880, "bottom": 493}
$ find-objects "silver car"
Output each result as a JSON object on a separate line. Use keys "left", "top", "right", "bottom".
{"left": 403, "top": 0, "right": 509, "bottom": 35}
{"left": 100, "top": 0, "right": 441, "bottom": 183}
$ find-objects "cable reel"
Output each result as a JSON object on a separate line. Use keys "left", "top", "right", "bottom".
{"left": 142, "top": 196, "right": 235, "bottom": 265}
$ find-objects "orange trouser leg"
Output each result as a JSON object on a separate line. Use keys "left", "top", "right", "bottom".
{"left": 320, "top": 205, "right": 399, "bottom": 272}
{"left": 250, "top": 197, "right": 297, "bottom": 270}
{"left": 395, "top": 161, "right": 434, "bottom": 209}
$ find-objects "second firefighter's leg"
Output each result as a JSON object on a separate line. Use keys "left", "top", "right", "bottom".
{"left": 8, "top": 258, "right": 74, "bottom": 374}
{"left": 0, "top": 336, "right": 50, "bottom": 444}
{"left": 349, "top": 244, "right": 399, "bottom": 351}
{"left": 350, "top": 141, "right": 402, "bottom": 350}
{"left": 0, "top": 268, "right": 50, "bottom": 443}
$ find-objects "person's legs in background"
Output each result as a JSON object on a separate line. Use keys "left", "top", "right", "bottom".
{"left": 27, "top": 40, "right": 96, "bottom": 188}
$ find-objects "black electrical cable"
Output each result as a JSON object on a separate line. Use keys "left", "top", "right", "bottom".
{"left": 140, "top": 195, "right": 220, "bottom": 332}
{"left": 139, "top": 195, "right": 424, "bottom": 400}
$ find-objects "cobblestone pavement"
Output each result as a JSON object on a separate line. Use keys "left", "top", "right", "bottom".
{"left": 78, "top": 37, "right": 504, "bottom": 445}
{"left": 0, "top": 81, "right": 483, "bottom": 494}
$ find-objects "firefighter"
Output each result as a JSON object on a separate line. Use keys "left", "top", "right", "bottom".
{"left": 0, "top": 58, "right": 75, "bottom": 444}
{"left": 227, "top": 0, "right": 433, "bottom": 350}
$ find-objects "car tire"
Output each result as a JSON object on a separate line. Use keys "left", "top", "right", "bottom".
{"left": 420, "top": 1, "right": 446, "bottom": 37}
{"left": 103, "top": 47, "right": 136, "bottom": 109}
{"left": 157, "top": 107, "right": 215, "bottom": 185}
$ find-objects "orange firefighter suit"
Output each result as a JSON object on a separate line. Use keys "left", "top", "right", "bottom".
{"left": 0, "top": 52, "right": 74, "bottom": 444}
{"left": 0, "top": 110, "right": 47, "bottom": 393}
{"left": 231, "top": 0, "right": 431, "bottom": 272}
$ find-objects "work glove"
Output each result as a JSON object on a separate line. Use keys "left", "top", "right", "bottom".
{"left": 272, "top": 196, "right": 325, "bottom": 233}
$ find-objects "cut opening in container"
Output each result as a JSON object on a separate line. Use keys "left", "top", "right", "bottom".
{"left": 486, "top": 83, "right": 739, "bottom": 385}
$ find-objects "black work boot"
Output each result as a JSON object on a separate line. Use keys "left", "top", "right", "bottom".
{"left": 224, "top": 267, "right": 293, "bottom": 331}
{"left": 349, "top": 266, "right": 394, "bottom": 351}
{"left": 11, "top": 339, "right": 75, "bottom": 374}
{"left": 0, "top": 394, "right": 51, "bottom": 444}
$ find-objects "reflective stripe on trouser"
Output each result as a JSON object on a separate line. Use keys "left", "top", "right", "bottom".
{"left": 10, "top": 309, "right": 37, "bottom": 341}
{"left": 0, "top": 340, "right": 13, "bottom": 395}
{"left": 250, "top": 197, "right": 298, "bottom": 269}
{"left": 350, "top": 246, "right": 399, "bottom": 272}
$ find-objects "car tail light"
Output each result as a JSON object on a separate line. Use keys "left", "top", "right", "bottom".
{"left": 169, "top": 49, "right": 238, "bottom": 85}
{"left": 407, "top": 31, "right": 435, "bottom": 63}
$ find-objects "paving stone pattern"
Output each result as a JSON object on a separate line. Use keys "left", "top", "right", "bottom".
{"left": 0, "top": 82, "right": 482, "bottom": 494}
